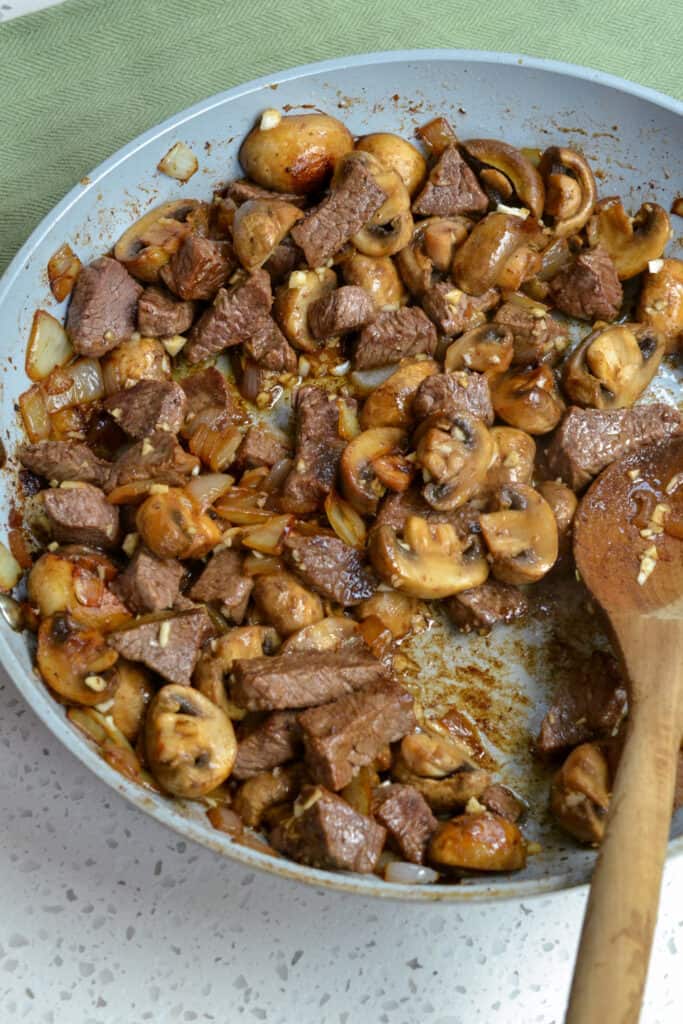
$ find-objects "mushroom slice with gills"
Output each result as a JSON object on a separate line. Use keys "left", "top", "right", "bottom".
{"left": 537, "top": 146, "right": 597, "bottom": 238}
{"left": 636, "top": 258, "right": 683, "bottom": 354}
{"left": 355, "top": 133, "right": 427, "bottom": 196}
{"left": 27, "top": 549, "right": 131, "bottom": 632}
{"left": 145, "top": 684, "right": 237, "bottom": 799}
{"left": 463, "top": 139, "right": 545, "bottom": 218}
{"left": 444, "top": 323, "right": 514, "bottom": 374}
{"left": 479, "top": 484, "right": 559, "bottom": 585}
{"left": 36, "top": 613, "right": 119, "bottom": 705}
{"left": 562, "top": 322, "right": 665, "bottom": 409}
{"left": 114, "top": 198, "right": 201, "bottom": 282}
{"left": 395, "top": 217, "right": 472, "bottom": 296}
{"left": 273, "top": 267, "right": 337, "bottom": 353}
{"left": 586, "top": 197, "right": 672, "bottom": 279}
{"left": 451, "top": 212, "right": 544, "bottom": 296}
{"left": 416, "top": 413, "right": 494, "bottom": 512}
{"left": 485, "top": 427, "right": 536, "bottom": 490}
{"left": 351, "top": 157, "right": 413, "bottom": 258}
{"left": 549, "top": 742, "right": 611, "bottom": 845}
{"left": 341, "top": 252, "right": 406, "bottom": 309}
{"left": 358, "top": 359, "right": 439, "bottom": 429}
{"left": 238, "top": 112, "right": 353, "bottom": 195}
{"left": 537, "top": 480, "right": 577, "bottom": 555}
{"left": 340, "top": 427, "right": 407, "bottom": 515}
{"left": 108, "top": 661, "right": 153, "bottom": 743}
{"left": 399, "top": 731, "right": 472, "bottom": 779}
{"left": 428, "top": 811, "right": 527, "bottom": 872}
{"left": 489, "top": 364, "right": 564, "bottom": 435}
{"left": 369, "top": 515, "right": 489, "bottom": 600}
{"left": 231, "top": 199, "right": 304, "bottom": 272}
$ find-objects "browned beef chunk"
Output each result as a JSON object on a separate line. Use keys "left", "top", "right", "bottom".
{"left": 137, "top": 285, "right": 195, "bottom": 338}
{"left": 184, "top": 269, "right": 273, "bottom": 364}
{"left": 536, "top": 651, "right": 628, "bottom": 757}
{"left": 231, "top": 648, "right": 388, "bottom": 712}
{"left": 235, "top": 424, "right": 290, "bottom": 470}
{"left": 412, "top": 145, "right": 488, "bottom": 217}
{"left": 421, "top": 281, "right": 499, "bottom": 336}
{"left": 233, "top": 764, "right": 305, "bottom": 828}
{"left": 548, "top": 245, "right": 622, "bottom": 322}
{"left": 354, "top": 307, "right": 437, "bottom": 369}
{"left": 308, "top": 286, "right": 376, "bottom": 339}
{"left": 281, "top": 387, "right": 351, "bottom": 515}
{"left": 43, "top": 483, "right": 119, "bottom": 549}
{"left": 66, "top": 256, "right": 142, "bottom": 357}
{"left": 373, "top": 784, "right": 437, "bottom": 863}
{"left": 233, "top": 711, "right": 302, "bottom": 780}
{"left": 188, "top": 548, "right": 253, "bottom": 623}
{"left": 242, "top": 316, "right": 297, "bottom": 373}
{"left": 284, "top": 532, "right": 377, "bottom": 606}
{"left": 106, "top": 432, "right": 199, "bottom": 490}
{"left": 225, "top": 179, "right": 307, "bottom": 208}
{"left": 160, "top": 233, "right": 233, "bottom": 300}
{"left": 480, "top": 784, "right": 525, "bottom": 823}
{"left": 270, "top": 785, "right": 386, "bottom": 873}
{"left": 111, "top": 546, "right": 184, "bottom": 613}
{"left": 546, "top": 404, "right": 682, "bottom": 490}
{"left": 446, "top": 580, "right": 528, "bottom": 634}
{"left": 104, "top": 380, "right": 187, "bottom": 438}
{"left": 180, "top": 367, "right": 244, "bottom": 431}
{"left": 263, "top": 238, "right": 303, "bottom": 284}
{"left": 494, "top": 302, "right": 569, "bottom": 365}
{"left": 18, "top": 441, "right": 110, "bottom": 487}
{"left": 299, "top": 679, "right": 416, "bottom": 791}
{"left": 108, "top": 608, "right": 213, "bottom": 685}
{"left": 291, "top": 154, "right": 387, "bottom": 267}
{"left": 413, "top": 370, "right": 493, "bottom": 425}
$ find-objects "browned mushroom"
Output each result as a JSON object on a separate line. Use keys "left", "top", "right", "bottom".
{"left": 538, "top": 147, "right": 597, "bottom": 237}
{"left": 416, "top": 412, "right": 494, "bottom": 511}
{"left": 550, "top": 742, "right": 611, "bottom": 845}
{"left": 415, "top": 116, "right": 458, "bottom": 158}
{"left": 636, "top": 258, "right": 683, "bottom": 353}
{"left": 358, "top": 359, "right": 439, "bottom": 429}
{"left": 273, "top": 267, "right": 338, "bottom": 353}
{"left": 452, "top": 213, "right": 544, "bottom": 296}
{"left": 395, "top": 216, "right": 473, "bottom": 295}
{"left": 485, "top": 427, "right": 536, "bottom": 490}
{"left": 114, "top": 199, "right": 201, "bottom": 282}
{"left": 252, "top": 572, "right": 324, "bottom": 636}
{"left": 428, "top": 810, "right": 527, "bottom": 871}
{"left": 355, "top": 133, "right": 427, "bottom": 196}
{"left": 587, "top": 198, "right": 672, "bottom": 279}
{"left": 36, "top": 613, "right": 119, "bottom": 705}
{"left": 340, "top": 427, "right": 407, "bottom": 514}
{"left": 480, "top": 484, "right": 559, "bottom": 584}
{"left": 537, "top": 480, "right": 577, "bottom": 555}
{"left": 239, "top": 112, "right": 353, "bottom": 194}
{"left": 444, "top": 323, "right": 514, "bottom": 374}
{"left": 341, "top": 252, "right": 406, "bottom": 308}
{"left": 562, "top": 322, "right": 665, "bottom": 409}
{"left": 489, "top": 365, "right": 564, "bottom": 434}
{"left": 232, "top": 200, "right": 303, "bottom": 271}
{"left": 464, "top": 139, "right": 545, "bottom": 218}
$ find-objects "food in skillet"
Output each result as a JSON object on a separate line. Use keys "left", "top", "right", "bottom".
{"left": 4, "top": 107, "right": 683, "bottom": 884}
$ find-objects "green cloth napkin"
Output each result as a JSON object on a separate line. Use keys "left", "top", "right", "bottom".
{"left": 1, "top": 0, "right": 681, "bottom": 272}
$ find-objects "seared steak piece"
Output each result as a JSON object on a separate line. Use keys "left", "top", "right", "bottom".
{"left": 373, "top": 784, "right": 437, "bottom": 863}
{"left": 184, "top": 269, "right": 273, "bottom": 364}
{"left": 421, "top": 282, "right": 499, "bottom": 336}
{"left": 546, "top": 404, "right": 682, "bottom": 490}
{"left": 242, "top": 316, "right": 297, "bottom": 373}
{"left": 481, "top": 784, "right": 525, "bottom": 823}
{"left": 494, "top": 301, "right": 569, "bottom": 365}
{"left": 413, "top": 370, "right": 494, "bottom": 425}
{"left": 66, "top": 256, "right": 142, "bottom": 357}
{"left": 108, "top": 608, "right": 213, "bottom": 685}
{"left": 181, "top": 366, "right": 243, "bottom": 431}
{"left": 281, "top": 386, "right": 353, "bottom": 515}
{"left": 225, "top": 179, "right": 306, "bottom": 208}
{"left": 412, "top": 145, "right": 488, "bottom": 217}
{"left": 263, "top": 238, "right": 303, "bottom": 284}
{"left": 231, "top": 648, "right": 388, "bottom": 711}
{"left": 160, "top": 233, "right": 233, "bottom": 300}
{"left": 270, "top": 785, "right": 386, "bottom": 873}
{"left": 104, "top": 380, "right": 187, "bottom": 438}
{"left": 548, "top": 245, "right": 622, "bottom": 322}
{"left": 235, "top": 424, "right": 290, "bottom": 470}
{"left": 188, "top": 548, "right": 253, "bottom": 623}
{"left": 111, "top": 546, "right": 184, "bottom": 613}
{"left": 18, "top": 440, "right": 110, "bottom": 488}
{"left": 298, "top": 678, "right": 416, "bottom": 790}
{"left": 354, "top": 307, "right": 437, "bottom": 369}
{"left": 43, "top": 483, "right": 119, "bottom": 549}
{"left": 284, "top": 532, "right": 377, "bottom": 606}
{"left": 137, "top": 285, "right": 195, "bottom": 338}
{"left": 291, "top": 154, "right": 387, "bottom": 267}
{"left": 446, "top": 580, "right": 528, "bottom": 634}
{"left": 106, "top": 432, "right": 199, "bottom": 489}
{"left": 233, "top": 711, "right": 302, "bottom": 780}
{"left": 308, "top": 286, "right": 376, "bottom": 339}
{"left": 536, "top": 651, "right": 628, "bottom": 757}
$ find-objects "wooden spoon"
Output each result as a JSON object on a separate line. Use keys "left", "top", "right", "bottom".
{"left": 567, "top": 437, "right": 683, "bottom": 1024}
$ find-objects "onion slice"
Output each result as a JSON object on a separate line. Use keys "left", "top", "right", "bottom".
{"left": 384, "top": 861, "right": 439, "bottom": 885}
{"left": 185, "top": 473, "right": 234, "bottom": 510}
{"left": 25, "top": 310, "right": 74, "bottom": 382}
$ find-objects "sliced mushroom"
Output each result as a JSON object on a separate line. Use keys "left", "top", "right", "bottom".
{"left": 485, "top": 427, "right": 536, "bottom": 490}
{"left": 239, "top": 112, "right": 353, "bottom": 194}
{"left": 355, "top": 591, "right": 420, "bottom": 639}
{"left": 252, "top": 572, "right": 324, "bottom": 636}
{"left": 355, "top": 133, "right": 427, "bottom": 196}
{"left": 194, "top": 625, "right": 280, "bottom": 718}
{"left": 28, "top": 549, "right": 131, "bottom": 631}
{"left": 136, "top": 488, "right": 222, "bottom": 559}
{"left": 36, "top": 613, "right": 119, "bottom": 705}
{"left": 444, "top": 323, "right": 514, "bottom": 374}
{"left": 232, "top": 199, "right": 303, "bottom": 271}
{"left": 114, "top": 199, "right": 201, "bottom": 282}
{"left": 636, "top": 258, "right": 683, "bottom": 353}
{"left": 428, "top": 811, "right": 527, "bottom": 871}
{"left": 538, "top": 147, "right": 597, "bottom": 237}
{"left": 395, "top": 217, "right": 473, "bottom": 295}
{"left": 273, "top": 267, "right": 338, "bottom": 353}
{"left": 392, "top": 754, "right": 491, "bottom": 813}
{"left": 350, "top": 156, "right": 413, "bottom": 257}
{"left": 587, "top": 198, "right": 672, "bottom": 279}
{"left": 369, "top": 515, "right": 489, "bottom": 599}
{"left": 399, "top": 731, "right": 472, "bottom": 778}
{"left": 416, "top": 412, "right": 494, "bottom": 511}
{"left": 340, "top": 427, "right": 407, "bottom": 514}
{"left": 480, "top": 484, "right": 559, "bottom": 584}
{"left": 341, "top": 252, "right": 406, "bottom": 308}
{"left": 464, "top": 139, "right": 544, "bottom": 218}
{"left": 358, "top": 359, "right": 439, "bottom": 429}
{"left": 452, "top": 213, "right": 543, "bottom": 296}
{"left": 537, "top": 480, "right": 577, "bottom": 555}
{"left": 145, "top": 684, "right": 237, "bottom": 798}
{"left": 550, "top": 742, "right": 611, "bottom": 845}
{"left": 489, "top": 365, "right": 564, "bottom": 435}
{"left": 109, "top": 660, "right": 154, "bottom": 743}
{"left": 562, "top": 322, "right": 665, "bottom": 409}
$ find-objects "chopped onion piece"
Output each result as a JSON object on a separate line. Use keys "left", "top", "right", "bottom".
{"left": 648, "top": 258, "right": 664, "bottom": 274}
{"left": 19, "top": 384, "right": 51, "bottom": 441}
{"left": 349, "top": 364, "right": 398, "bottom": 396}
{"left": 25, "top": 309, "right": 74, "bottom": 382}
{"left": 185, "top": 472, "right": 234, "bottom": 509}
{"left": 324, "top": 490, "right": 367, "bottom": 548}
{"left": 0, "top": 541, "right": 22, "bottom": 592}
{"left": 43, "top": 358, "right": 104, "bottom": 413}
{"left": 47, "top": 243, "right": 81, "bottom": 301}
{"left": 240, "top": 514, "right": 291, "bottom": 555}
{"left": 157, "top": 141, "right": 199, "bottom": 182}
{"left": 384, "top": 861, "right": 439, "bottom": 885}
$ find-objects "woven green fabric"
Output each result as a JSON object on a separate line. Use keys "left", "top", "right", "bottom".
{"left": 1, "top": 0, "right": 681, "bottom": 271}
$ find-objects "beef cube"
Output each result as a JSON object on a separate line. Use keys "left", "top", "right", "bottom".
{"left": 412, "top": 370, "right": 494, "bottom": 425}
{"left": 536, "top": 651, "right": 628, "bottom": 757}
{"left": 446, "top": 580, "right": 528, "bottom": 634}
{"left": 18, "top": 440, "right": 110, "bottom": 487}
{"left": 106, "top": 432, "right": 199, "bottom": 490}
{"left": 184, "top": 269, "right": 272, "bottom": 364}
{"left": 111, "top": 546, "right": 184, "bottom": 613}
{"left": 308, "top": 286, "right": 376, "bottom": 339}
{"left": 281, "top": 386, "right": 352, "bottom": 515}
{"left": 243, "top": 316, "right": 297, "bottom": 373}
{"left": 181, "top": 366, "right": 244, "bottom": 431}
{"left": 231, "top": 648, "right": 388, "bottom": 712}
{"left": 233, "top": 764, "right": 305, "bottom": 828}
{"left": 263, "top": 238, "right": 303, "bottom": 284}
{"left": 373, "top": 784, "right": 437, "bottom": 863}
{"left": 480, "top": 784, "right": 525, "bottom": 823}
{"left": 233, "top": 711, "right": 302, "bottom": 780}
{"left": 66, "top": 256, "right": 142, "bottom": 357}
{"left": 494, "top": 301, "right": 569, "bottom": 365}
{"left": 43, "top": 483, "right": 119, "bottom": 549}
{"left": 548, "top": 245, "right": 622, "bottom": 322}
{"left": 284, "top": 532, "right": 377, "bottom": 606}
{"left": 161, "top": 233, "right": 233, "bottom": 300}
{"left": 225, "top": 179, "right": 306, "bottom": 208}
{"left": 137, "top": 285, "right": 195, "bottom": 338}
{"left": 291, "top": 154, "right": 387, "bottom": 267}
{"left": 188, "top": 548, "right": 254, "bottom": 623}
{"left": 104, "top": 380, "right": 187, "bottom": 438}
{"left": 412, "top": 145, "right": 488, "bottom": 217}
{"left": 299, "top": 679, "right": 416, "bottom": 790}
{"left": 421, "top": 281, "right": 499, "bottom": 336}
{"left": 235, "top": 424, "right": 290, "bottom": 470}
{"left": 354, "top": 306, "right": 437, "bottom": 369}
{"left": 546, "top": 404, "right": 681, "bottom": 490}
{"left": 108, "top": 608, "right": 213, "bottom": 685}
{"left": 270, "top": 785, "right": 386, "bottom": 873}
